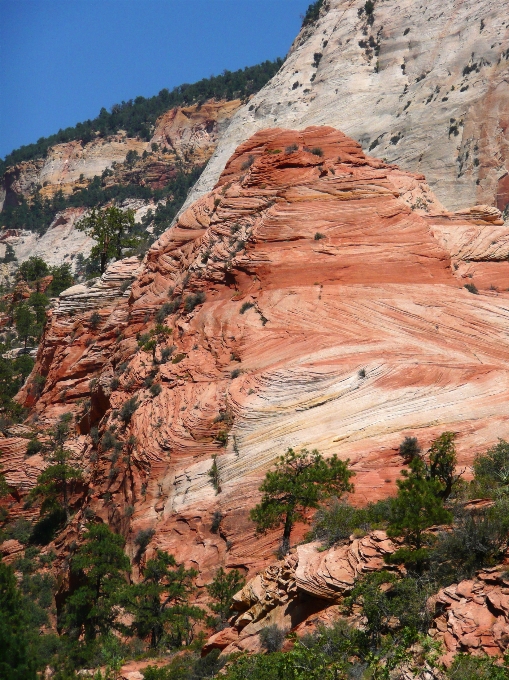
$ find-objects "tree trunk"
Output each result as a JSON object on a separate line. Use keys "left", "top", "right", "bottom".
{"left": 100, "top": 252, "right": 107, "bottom": 274}
{"left": 281, "top": 507, "right": 294, "bottom": 555}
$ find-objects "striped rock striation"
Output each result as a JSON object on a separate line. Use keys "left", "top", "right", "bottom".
{"left": 9, "top": 126, "right": 509, "bottom": 587}
{"left": 183, "top": 0, "right": 509, "bottom": 215}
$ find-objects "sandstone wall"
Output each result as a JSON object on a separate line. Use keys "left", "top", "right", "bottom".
{"left": 13, "top": 127, "right": 509, "bottom": 584}
{"left": 183, "top": 0, "right": 509, "bottom": 214}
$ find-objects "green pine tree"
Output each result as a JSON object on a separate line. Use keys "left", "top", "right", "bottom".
{"left": 63, "top": 524, "right": 131, "bottom": 641}
{"left": 127, "top": 550, "right": 202, "bottom": 649}
{"left": 387, "top": 456, "right": 452, "bottom": 558}
{"left": 206, "top": 567, "right": 245, "bottom": 630}
{"left": 250, "top": 448, "right": 354, "bottom": 554}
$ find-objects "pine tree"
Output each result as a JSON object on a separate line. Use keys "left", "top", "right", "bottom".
{"left": 206, "top": 567, "right": 245, "bottom": 630}
{"left": 63, "top": 524, "right": 130, "bottom": 641}
{"left": 250, "top": 448, "right": 354, "bottom": 554}
{"left": 387, "top": 457, "right": 452, "bottom": 553}
{"left": 76, "top": 206, "right": 139, "bottom": 273}
{"left": 127, "top": 550, "right": 203, "bottom": 648}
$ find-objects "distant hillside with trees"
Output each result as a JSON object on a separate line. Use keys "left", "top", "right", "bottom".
{"left": 0, "top": 59, "right": 283, "bottom": 177}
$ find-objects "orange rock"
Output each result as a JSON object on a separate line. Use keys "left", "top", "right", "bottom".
{"left": 13, "top": 126, "right": 509, "bottom": 594}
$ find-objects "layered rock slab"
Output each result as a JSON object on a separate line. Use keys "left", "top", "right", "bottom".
{"left": 16, "top": 126, "right": 509, "bottom": 583}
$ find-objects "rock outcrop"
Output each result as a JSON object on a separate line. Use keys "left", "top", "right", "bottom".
{"left": 429, "top": 568, "right": 509, "bottom": 665}
{"left": 203, "top": 531, "right": 398, "bottom": 655}
{"left": 10, "top": 126, "right": 509, "bottom": 590}
{"left": 184, "top": 0, "right": 509, "bottom": 214}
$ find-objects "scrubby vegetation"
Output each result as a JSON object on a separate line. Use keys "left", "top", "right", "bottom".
{"left": 0, "top": 59, "right": 283, "bottom": 175}
{"left": 3, "top": 430, "right": 509, "bottom": 677}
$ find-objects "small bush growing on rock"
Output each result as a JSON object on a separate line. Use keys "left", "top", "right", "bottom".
{"left": 135, "top": 528, "right": 155, "bottom": 557}
{"left": 101, "top": 430, "right": 117, "bottom": 451}
{"left": 149, "top": 383, "right": 162, "bottom": 397}
{"left": 312, "top": 497, "right": 394, "bottom": 547}
{"left": 171, "top": 352, "right": 186, "bottom": 364}
{"left": 155, "top": 302, "right": 174, "bottom": 323}
{"left": 210, "top": 510, "right": 223, "bottom": 533}
{"left": 26, "top": 438, "right": 43, "bottom": 457}
{"left": 89, "top": 311, "right": 101, "bottom": 330}
{"left": 260, "top": 624, "right": 287, "bottom": 653}
{"left": 231, "top": 368, "right": 241, "bottom": 379}
{"left": 184, "top": 291, "right": 206, "bottom": 313}
{"left": 399, "top": 436, "right": 421, "bottom": 461}
{"left": 160, "top": 346, "right": 174, "bottom": 363}
{"left": 110, "top": 377, "right": 119, "bottom": 390}
{"left": 119, "top": 397, "right": 139, "bottom": 425}
{"left": 240, "top": 301, "right": 254, "bottom": 314}
{"left": 310, "top": 146, "right": 324, "bottom": 156}
{"left": 464, "top": 283, "right": 479, "bottom": 294}
{"left": 447, "top": 653, "right": 509, "bottom": 679}
{"left": 208, "top": 454, "right": 221, "bottom": 493}
{"left": 358, "top": 368, "right": 366, "bottom": 378}
{"left": 314, "top": 232, "right": 325, "bottom": 240}
{"left": 473, "top": 439, "right": 509, "bottom": 494}
{"left": 285, "top": 144, "right": 299, "bottom": 154}
{"left": 241, "top": 155, "right": 255, "bottom": 171}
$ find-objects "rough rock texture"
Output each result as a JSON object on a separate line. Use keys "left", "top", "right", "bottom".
{"left": 0, "top": 207, "right": 93, "bottom": 268}
{"left": 2, "top": 135, "right": 148, "bottom": 206}
{"left": 12, "top": 126, "right": 509, "bottom": 589}
{"left": 1, "top": 100, "right": 241, "bottom": 210}
{"left": 429, "top": 568, "right": 509, "bottom": 665}
{"left": 203, "top": 531, "right": 398, "bottom": 655}
{"left": 184, "top": 0, "right": 509, "bottom": 214}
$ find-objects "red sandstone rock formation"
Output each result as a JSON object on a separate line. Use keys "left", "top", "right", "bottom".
{"left": 9, "top": 125, "right": 509, "bottom": 591}
{"left": 429, "top": 568, "right": 509, "bottom": 666}
{"left": 203, "top": 531, "right": 399, "bottom": 656}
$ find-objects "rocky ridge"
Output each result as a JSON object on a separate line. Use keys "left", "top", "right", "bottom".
{"left": 0, "top": 100, "right": 242, "bottom": 267}
{"left": 184, "top": 0, "right": 509, "bottom": 215}
{"left": 8, "top": 126, "right": 509, "bottom": 596}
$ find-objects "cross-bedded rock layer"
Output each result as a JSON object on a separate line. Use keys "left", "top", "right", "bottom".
{"left": 11, "top": 126, "right": 509, "bottom": 585}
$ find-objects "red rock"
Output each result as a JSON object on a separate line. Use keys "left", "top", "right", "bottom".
{"left": 12, "top": 126, "right": 509, "bottom": 607}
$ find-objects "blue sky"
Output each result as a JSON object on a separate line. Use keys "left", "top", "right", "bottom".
{"left": 0, "top": 0, "right": 311, "bottom": 159}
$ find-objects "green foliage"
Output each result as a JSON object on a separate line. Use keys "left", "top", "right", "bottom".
{"left": 314, "top": 232, "right": 325, "bottom": 240}
{"left": 464, "top": 282, "right": 479, "bottom": 294}
{"left": 149, "top": 383, "right": 162, "bottom": 397}
{"left": 311, "top": 497, "right": 394, "bottom": 547}
{"left": 208, "top": 455, "right": 221, "bottom": 493}
{"left": 473, "top": 439, "right": 509, "bottom": 495}
{"left": 126, "top": 549, "right": 202, "bottom": 649}
{"left": 29, "top": 447, "right": 83, "bottom": 522}
{"left": 14, "top": 301, "right": 36, "bottom": 347}
{"left": 0, "top": 350, "right": 33, "bottom": 421}
{"left": 1, "top": 243, "right": 17, "bottom": 263}
{"left": 301, "top": 0, "right": 324, "bottom": 27}
{"left": 76, "top": 206, "right": 138, "bottom": 273}
{"left": 63, "top": 523, "right": 130, "bottom": 641}
{"left": 206, "top": 567, "right": 245, "bottom": 630}
{"left": 142, "top": 649, "right": 226, "bottom": 680}
{"left": 260, "top": 625, "right": 286, "bottom": 653}
{"left": 387, "top": 455, "right": 452, "bottom": 554}
{"left": 447, "top": 653, "right": 509, "bottom": 679}
{"left": 399, "top": 435, "right": 420, "bottom": 461}
{"left": 49, "top": 263, "right": 74, "bottom": 296}
{"left": 427, "top": 431, "right": 458, "bottom": 499}
{"left": 429, "top": 499, "right": 509, "bottom": 582}
{"left": 1, "top": 59, "right": 283, "bottom": 174}
{"left": 184, "top": 291, "right": 206, "bottom": 312}
{"left": 19, "top": 256, "right": 49, "bottom": 287}
{"left": 119, "top": 396, "right": 139, "bottom": 424}
{"left": 250, "top": 448, "right": 354, "bottom": 554}
{"left": 345, "top": 573, "right": 433, "bottom": 643}
{"left": 0, "top": 562, "right": 38, "bottom": 680}
{"left": 239, "top": 301, "right": 254, "bottom": 314}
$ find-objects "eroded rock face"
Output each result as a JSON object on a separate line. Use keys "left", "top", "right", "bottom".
{"left": 12, "top": 126, "right": 509, "bottom": 590}
{"left": 429, "top": 568, "right": 509, "bottom": 665}
{"left": 203, "top": 531, "right": 398, "bottom": 655}
{"left": 184, "top": 0, "right": 509, "bottom": 214}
